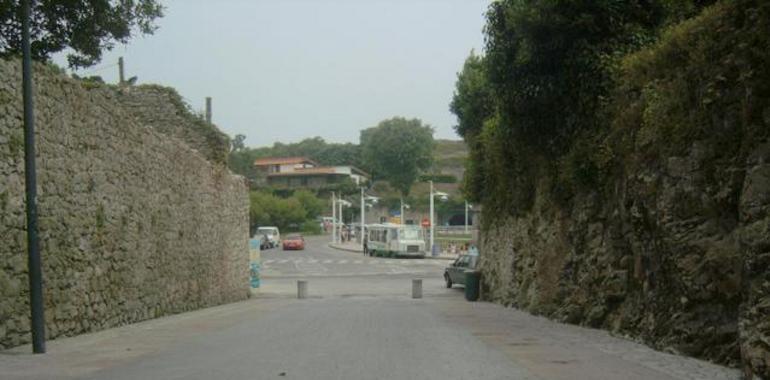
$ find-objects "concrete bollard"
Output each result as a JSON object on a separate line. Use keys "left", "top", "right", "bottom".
{"left": 297, "top": 280, "right": 308, "bottom": 299}
{"left": 412, "top": 279, "right": 422, "bottom": 299}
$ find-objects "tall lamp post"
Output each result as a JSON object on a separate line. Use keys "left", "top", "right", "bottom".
{"left": 428, "top": 180, "right": 448, "bottom": 256}
{"left": 22, "top": 0, "right": 46, "bottom": 354}
{"left": 360, "top": 187, "right": 365, "bottom": 251}
{"left": 338, "top": 199, "right": 351, "bottom": 243}
{"left": 465, "top": 201, "right": 472, "bottom": 234}
{"left": 331, "top": 192, "right": 337, "bottom": 244}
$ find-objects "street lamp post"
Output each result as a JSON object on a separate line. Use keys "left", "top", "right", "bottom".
{"left": 428, "top": 181, "right": 449, "bottom": 257}
{"left": 331, "top": 192, "right": 337, "bottom": 244}
{"left": 360, "top": 187, "right": 365, "bottom": 251}
{"left": 429, "top": 181, "right": 434, "bottom": 255}
{"left": 339, "top": 201, "right": 343, "bottom": 241}
{"left": 22, "top": 0, "right": 46, "bottom": 354}
{"left": 338, "top": 199, "right": 351, "bottom": 243}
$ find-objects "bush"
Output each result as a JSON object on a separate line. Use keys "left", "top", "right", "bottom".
{"left": 249, "top": 190, "right": 328, "bottom": 235}
{"left": 300, "top": 220, "right": 322, "bottom": 235}
{"left": 418, "top": 174, "right": 457, "bottom": 184}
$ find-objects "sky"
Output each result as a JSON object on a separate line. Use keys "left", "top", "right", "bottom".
{"left": 54, "top": 0, "right": 490, "bottom": 148}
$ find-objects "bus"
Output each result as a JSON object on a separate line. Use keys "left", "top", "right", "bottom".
{"left": 366, "top": 223, "right": 426, "bottom": 258}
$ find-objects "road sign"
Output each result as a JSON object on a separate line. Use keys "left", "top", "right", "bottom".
{"left": 421, "top": 218, "right": 431, "bottom": 227}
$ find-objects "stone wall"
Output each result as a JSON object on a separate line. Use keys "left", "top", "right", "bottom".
{"left": 0, "top": 59, "right": 250, "bottom": 349}
{"left": 479, "top": 103, "right": 770, "bottom": 378}
{"left": 115, "top": 85, "right": 230, "bottom": 165}
{"left": 477, "top": 3, "right": 769, "bottom": 378}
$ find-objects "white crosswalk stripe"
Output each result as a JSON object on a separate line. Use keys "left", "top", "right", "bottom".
{"left": 323, "top": 260, "right": 333, "bottom": 264}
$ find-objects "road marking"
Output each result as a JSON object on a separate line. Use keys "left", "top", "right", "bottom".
{"left": 264, "top": 259, "right": 275, "bottom": 264}
{"left": 354, "top": 260, "right": 363, "bottom": 264}
{"left": 400, "top": 260, "right": 409, "bottom": 265}
{"left": 307, "top": 259, "right": 318, "bottom": 263}
{"left": 338, "top": 260, "right": 348, "bottom": 264}
{"left": 278, "top": 259, "right": 289, "bottom": 264}
{"left": 323, "top": 260, "right": 333, "bottom": 264}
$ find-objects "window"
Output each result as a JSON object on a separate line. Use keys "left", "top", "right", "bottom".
{"left": 400, "top": 228, "right": 421, "bottom": 240}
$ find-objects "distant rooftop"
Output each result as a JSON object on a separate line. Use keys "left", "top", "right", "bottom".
{"left": 253, "top": 157, "right": 318, "bottom": 166}
{"left": 268, "top": 166, "right": 369, "bottom": 178}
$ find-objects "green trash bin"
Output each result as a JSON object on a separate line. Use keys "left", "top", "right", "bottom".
{"left": 464, "top": 270, "right": 480, "bottom": 302}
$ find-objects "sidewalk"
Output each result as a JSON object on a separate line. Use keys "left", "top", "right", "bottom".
{"left": 328, "top": 241, "right": 458, "bottom": 260}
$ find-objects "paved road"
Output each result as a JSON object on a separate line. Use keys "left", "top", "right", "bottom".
{"left": 260, "top": 237, "right": 448, "bottom": 278}
{"left": 0, "top": 236, "right": 740, "bottom": 380}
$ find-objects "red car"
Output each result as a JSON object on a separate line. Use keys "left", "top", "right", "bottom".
{"left": 282, "top": 234, "right": 305, "bottom": 250}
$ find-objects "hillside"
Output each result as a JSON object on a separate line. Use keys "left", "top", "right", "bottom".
{"left": 433, "top": 139, "right": 468, "bottom": 183}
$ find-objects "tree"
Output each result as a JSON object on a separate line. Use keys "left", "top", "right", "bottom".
{"left": 292, "top": 190, "right": 324, "bottom": 220}
{"left": 231, "top": 134, "right": 246, "bottom": 152}
{"left": 249, "top": 191, "right": 307, "bottom": 232}
{"left": 0, "top": 0, "right": 164, "bottom": 68}
{"left": 450, "top": 51, "right": 493, "bottom": 140}
{"left": 360, "top": 117, "right": 434, "bottom": 196}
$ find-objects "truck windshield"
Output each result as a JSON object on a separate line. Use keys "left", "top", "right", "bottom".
{"left": 400, "top": 228, "right": 422, "bottom": 240}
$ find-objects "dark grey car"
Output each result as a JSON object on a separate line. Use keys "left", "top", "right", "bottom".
{"left": 444, "top": 254, "right": 478, "bottom": 288}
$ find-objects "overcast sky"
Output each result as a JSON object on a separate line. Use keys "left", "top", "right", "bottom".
{"left": 55, "top": 0, "right": 490, "bottom": 147}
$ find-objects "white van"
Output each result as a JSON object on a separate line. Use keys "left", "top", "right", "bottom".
{"left": 255, "top": 226, "right": 280, "bottom": 249}
{"left": 366, "top": 223, "right": 425, "bottom": 258}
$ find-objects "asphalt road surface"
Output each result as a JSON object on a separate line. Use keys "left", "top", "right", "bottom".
{"left": 0, "top": 236, "right": 739, "bottom": 380}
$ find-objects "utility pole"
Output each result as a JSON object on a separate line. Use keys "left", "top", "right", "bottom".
{"left": 360, "top": 187, "right": 365, "bottom": 252}
{"left": 22, "top": 0, "right": 46, "bottom": 354}
{"left": 400, "top": 197, "right": 404, "bottom": 225}
{"left": 332, "top": 192, "right": 337, "bottom": 244}
{"left": 429, "top": 180, "right": 434, "bottom": 256}
{"left": 118, "top": 56, "right": 125, "bottom": 85}
{"left": 205, "top": 97, "right": 212, "bottom": 123}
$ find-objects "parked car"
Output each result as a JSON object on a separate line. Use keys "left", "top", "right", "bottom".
{"left": 256, "top": 226, "right": 280, "bottom": 249}
{"left": 444, "top": 253, "right": 478, "bottom": 288}
{"left": 282, "top": 234, "right": 305, "bottom": 250}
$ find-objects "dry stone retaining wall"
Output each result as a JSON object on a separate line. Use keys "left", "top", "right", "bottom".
{"left": 479, "top": 140, "right": 770, "bottom": 375}
{"left": 0, "top": 59, "right": 249, "bottom": 349}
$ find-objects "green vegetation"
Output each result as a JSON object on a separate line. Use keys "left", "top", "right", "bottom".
{"left": 134, "top": 84, "right": 231, "bottom": 164}
{"left": 228, "top": 136, "right": 362, "bottom": 185}
{"left": 360, "top": 117, "right": 434, "bottom": 196}
{"left": 232, "top": 122, "right": 462, "bottom": 224}
{"left": 249, "top": 190, "right": 326, "bottom": 235}
{"left": 418, "top": 174, "right": 457, "bottom": 184}
{"left": 0, "top": 1, "right": 164, "bottom": 68}
{"left": 451, "top": 0, "right": 766, "bottom": 222}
